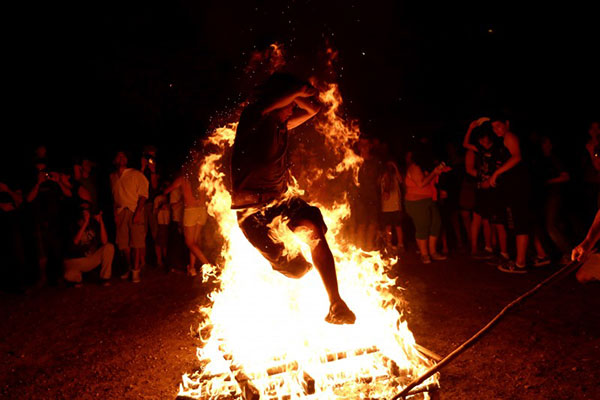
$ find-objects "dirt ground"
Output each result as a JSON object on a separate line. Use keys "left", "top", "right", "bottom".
{"left": 1, "top": 253, "right": 599, "bottom": 400}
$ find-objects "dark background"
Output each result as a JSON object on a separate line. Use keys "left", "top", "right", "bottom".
{"left": 4, "top": 0, "right": 599, "bottom": 181}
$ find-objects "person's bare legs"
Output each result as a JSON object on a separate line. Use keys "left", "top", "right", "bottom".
{"left": 482, "top": 219, "right": 492, "bottom": 250}
{"left": 494, "top": 224, "right": 508, "bottom": 256}
{"left": 516, "top": 234, "right": 529, "bottom": 267}
{"left": 120, "top": 248, "right": 132, "bottom": 278}
{"left": 155, "top": 244, "right": 163, "bottom": 267}
{"left": 416, "top": 239, "right": 429, "bottom": 257}
{"left": 428, "top": 235, "right": 439, "bottom": 255}
{"left": 295, "top": 220, "right": 355, "bottom": 324}
{"left": 365, "top": 222, "right": 378, "bottom": 250}
{"left": 394, "top": 225, "right": 404, "bottom": 250}
{"left": 184, "top": 224, "right": 210, "bottom": 267}
{"left": 533, "top": 235, "right": 548, "bottom": 258}
{"left": 450, "top": 211, "right": 464, "bottom": 249}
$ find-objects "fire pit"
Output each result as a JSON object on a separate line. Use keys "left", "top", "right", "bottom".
{"left": 176, "top": 83, "right": 440, "bottom": 400}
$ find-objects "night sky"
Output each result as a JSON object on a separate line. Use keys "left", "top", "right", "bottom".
{"left": 5, "top": 1, "right": 599, "bottom": 177}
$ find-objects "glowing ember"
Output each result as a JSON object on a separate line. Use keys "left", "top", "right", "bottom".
{"left": 178, "top": 83, "right": 438, "bottom": 399}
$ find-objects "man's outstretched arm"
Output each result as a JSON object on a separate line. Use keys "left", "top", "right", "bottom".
{"left": 287, "top": 97, "right": 321, "bottom": 130}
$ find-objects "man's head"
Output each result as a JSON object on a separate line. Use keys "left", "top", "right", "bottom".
{"left": 541, "top": 136, "right": 553, "bottom": 157}
{"left": 34, "top": 145, "right": 47, "bottom": 160}
{"left": 489, "top": 112, "right": 510, "bottom": 137}
{"left": 473, "top": 121, "right": 496, "bottom": 149}
{"left": 114, "top": 151, "right": 128, "bottom": 168}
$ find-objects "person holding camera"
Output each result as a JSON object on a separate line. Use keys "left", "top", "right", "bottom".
{"left": 404, "top": 149, "right": 450, "bottom": 264}
{"left": 63, "top": 201, "right": 114, "bottom": 287}
{"left": 26, "top": 149, "right": 72, "bottom": 286}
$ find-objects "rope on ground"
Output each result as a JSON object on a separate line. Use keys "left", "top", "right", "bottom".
{"left": 392, "top": 260, "right": 584, "bottom": 400}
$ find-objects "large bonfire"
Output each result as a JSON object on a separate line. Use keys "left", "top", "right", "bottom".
{"left": 178, "top": 47, "right": 438, "bottom": 400}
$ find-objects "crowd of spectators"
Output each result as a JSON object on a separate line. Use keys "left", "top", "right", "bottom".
{"left": 0, "top": 145, "right": 213, "bottom": 292}
{"left": 1, "top": 117, "right": 599, "bottom": 292}
{"left": 350, "top": 118, "right": 600, "bottom": 279}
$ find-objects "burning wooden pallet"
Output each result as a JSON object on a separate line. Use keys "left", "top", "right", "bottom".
{"left": 177, "top": 344, "right": 440, "bottom": 400}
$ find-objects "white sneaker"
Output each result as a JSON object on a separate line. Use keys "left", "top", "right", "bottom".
{"left": 132, "top": 269, "right": 141, "bottom": 283}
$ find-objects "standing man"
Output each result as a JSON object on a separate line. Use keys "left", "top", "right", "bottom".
{"left": 110, "top": 151, "right": 148, "bottom": 283}
{"left": 140, "top": 145, "right": 160, "bottom": 268}
{"left": 231, "top": 73, "right": 355, "bottom": 325}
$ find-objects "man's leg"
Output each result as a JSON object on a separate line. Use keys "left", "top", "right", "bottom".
{"left": 99, "top": 243, "right": 114, "bottom": 280}
{"left": 64, "top": 250, "right": 103, "bottom": 284}
{"left": 184, "top": 223, "right": 210, "bottom": 266}
{"left": 294, "top": 219, "right": 355, "bottom": 324}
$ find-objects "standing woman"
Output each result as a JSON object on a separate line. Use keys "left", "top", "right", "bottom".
{"left": 404, "top": 150, "right": 449, "bottom": 264}
{"left": 380, "top": 159, "right": 405, "bottom": 255}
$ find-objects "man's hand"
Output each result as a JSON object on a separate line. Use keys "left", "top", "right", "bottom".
{"left": 93, "top": 211, "right": 103, "bottom": 224}
{"left": 489, "top": 171, "right": 500, "bottom": 187}
{"left": 49, "top": 172, "right": 60, "bottom": 182}
{"left": 469, "top": 117, "right": 490, "bottom": 131}
{"left": 298, "top": 84, "right": 317, "bottom": 98}
{"left": 148, "top": 160, "right": 156, "bottom": 173}
{"left": 133, "top": 210, "right": 144, "bottom": 225}
{"left": 572, "top": 239, "right": 594, "bottom": 262}
{"left": 82, "top": 209, "right": 91, "bottom": 226}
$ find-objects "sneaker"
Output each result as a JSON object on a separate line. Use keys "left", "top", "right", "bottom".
{"left": 132, "top": 269, "right": 141, "bottom": 283}
{"left": 533, "top": 256, "right": 551, "bottom": 268}
{"left": 325, "top": 300, "right": 356, "bottom": 325}
{"left": 101, "top": 280, "right": 111, "bottom": 287}
{"left": 430, "top": 253, "right": 447, "bottom": 261}
{"left": 472, "top": 250, "right": 494, "bottom": 260}
{"left": 420, "top": 254, "right": 432, "bottom": 264}
{"left": 486, "top": 253, "right": 510, "bottom": 266}
{"left": 120, "top": 270, "right": 130, "bottom": 280}
{"left": 498, "top": 260, "right": 527, "bottom": 274}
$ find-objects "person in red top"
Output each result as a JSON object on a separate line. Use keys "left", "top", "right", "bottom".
{"left": 230, "top": 73, "right": 355, "bottom": 325}
{"left": 404, "top": 149, "right": 450, "bottom": 264}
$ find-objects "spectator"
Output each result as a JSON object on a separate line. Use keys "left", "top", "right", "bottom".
{"left": 463, "top": 120, "right": 509, "bottom": 262}
{"left": 487, "top": 114, "right": 549, "bottom": 273}
{"left": 380, "top": 159, "right": 405, "bottom": 255}
{"left": 164, "top": 164, "right": 211, "bottom": 277}
{"left": 169, "top": 173, "right": 184, "bottom": 232}
{"left": 404, "top": 149, "right": 449, "bottom": 264}
{"left": 110, "top": 151, "right": 148, "bottom": 283}
{"left": 73, "top": 156, "right": 99, "bottom": 214}
{"left": 153, "top": 183, "right": 170, "bottom": 269}
{"left": 0, "top": 181, "right": 26, "bottom": 290}
{"left": 140, "top": 145, "right": 160, "bottom": 268}
{"left": 354, "top": 137, "right": 382, "bottom": 250}
{"left": 583, "top": 121, "right": 600, "bottom": 214}
{"left": 63, "top": 201, "right": 113, "bottom": 287}
{"left": 532, "top": 136, "right": 572, "bottom": 263}
{"left": 26, "top": 149, "right": 72, "bottom": 286}
{"left": 572, "top": 207, "right": 600, "bottom": 283}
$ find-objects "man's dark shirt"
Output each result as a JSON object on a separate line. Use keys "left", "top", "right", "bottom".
{"left": 28, "top": 170, "right": 63, "bottom": 225}
{"left": 231, "top": 103, "right": 289, "bottom": 195}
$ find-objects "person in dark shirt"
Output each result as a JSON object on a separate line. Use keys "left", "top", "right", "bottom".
{"left": 63, "top": 201, "right": 114, "bottom": 287}
{"left": 231, "top": 73, "right": 355, "bottom": 325}
{"left": 355, "top": 137, "right": 382, "bottom": 250}
{"left": 531, "top": 136, "right": 571, "bottom": 263}
{"left": 26, "top": 153, "right": 72, "bottom": 286}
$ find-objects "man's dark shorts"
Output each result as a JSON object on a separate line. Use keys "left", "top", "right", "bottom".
{"left": 237, "top": 197, "right": 327, "bottom": 279}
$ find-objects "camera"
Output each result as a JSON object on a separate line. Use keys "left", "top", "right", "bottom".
{"left": 594, "top": 144, "right": 600, "bottom": 158}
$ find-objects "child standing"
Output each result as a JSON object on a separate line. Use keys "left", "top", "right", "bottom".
{"left": 380, "top": 160, "right": 405, "bottom": 255}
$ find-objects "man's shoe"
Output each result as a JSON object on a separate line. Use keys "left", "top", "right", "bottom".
{"left": 472, "top": 250, "right": 494, "bottom": 260}
{"left": 120, "top": 270, "right": 130, "bottom": 280}
{"left": 498, "top": 260, "right": 527, "bottom": 274}
{"left": 132, "top": 269, "right": 141, "bottom": 283}
{"left": 430, "top": 253, "right": 447, "bottom": 261}
{"left": 420, "top": 254, "right": 432, "bottom": 264}
{"left": 325, "top": 300, "right": 356, "bottom": 325}
{"left": 533, "top": 256, "right": 551, "bottom": 268}
{"left": 187, "top": 264, "right": 197, "bottom": 277}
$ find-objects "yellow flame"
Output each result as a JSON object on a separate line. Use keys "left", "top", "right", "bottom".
{"left": 178, "top": 84, "right": 438, "bottom": 399}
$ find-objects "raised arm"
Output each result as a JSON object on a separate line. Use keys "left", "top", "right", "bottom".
{"left": 163, "top": 176, "right": 183, "bottom": 195}
{"left": 287, "top": 97, "right": 321, "bottom": 130}
{"left": 261, "top": 84, "right": 316, "bottom": 116}
{"left": 463, "top": 118, "right": 489, "bottom": 152}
